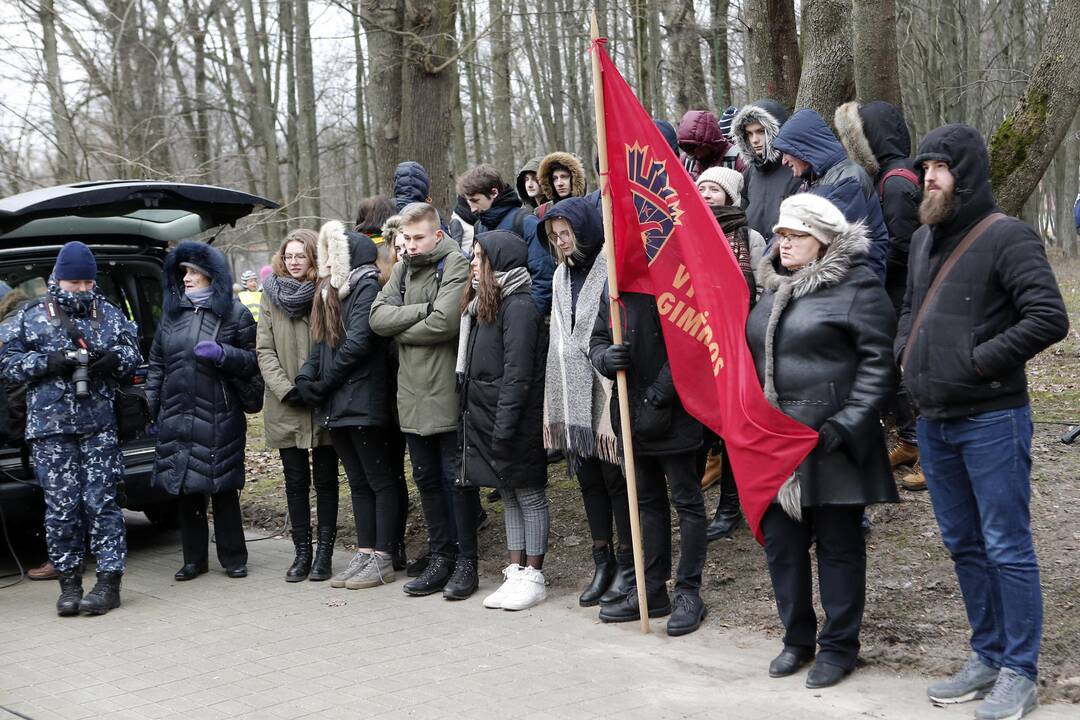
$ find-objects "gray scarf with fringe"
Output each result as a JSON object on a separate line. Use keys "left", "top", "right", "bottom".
{"left": 543, "top": 260, "right": 619, "bottom": 469}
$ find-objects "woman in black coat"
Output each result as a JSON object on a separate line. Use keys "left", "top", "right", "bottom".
{"left": 456, "top": 231, "right": 549, "bottom": 612}
{"left": 146, "top": 241, "right": 263, "bottom": 581}
{"left": 747, "top": 192, "right": 898, "bottom": 689}
{"left": 295, "top": 221, "right": 397, "bottom": 591}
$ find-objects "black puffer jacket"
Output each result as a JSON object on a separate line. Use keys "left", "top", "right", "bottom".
{"left": 459, "top": 231, "right": 546, "bottom": 489}
{"left": 147, "top": 241, "right": 262, "bottom": 496}
{"left": 298, "top": 227, "right": 393, "bottom": 429}
{"left": 589, "top": 291, "right": 703, "bottom": 457}
{"left": 896, "top": 124, "right": 1069, "bottom": 420}
{"left": 836, "top": 101, "right": 922, "bottom": 309}
{"left": 732, "top": 100, "right": 803, "bottom": 240}
{"left": 748, "top": 223, "right": 898, "bottom": 509}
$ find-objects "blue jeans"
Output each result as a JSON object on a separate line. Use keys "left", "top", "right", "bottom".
{"left": 917, "top": 405, "right": 1041, "bottom": 681}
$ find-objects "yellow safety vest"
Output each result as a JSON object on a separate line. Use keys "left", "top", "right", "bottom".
{"left": 238, "top": 290, "right": 262, "bottom": 322}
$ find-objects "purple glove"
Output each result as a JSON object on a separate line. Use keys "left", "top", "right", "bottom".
{"left": 193, "top": 340, "right": 225, "bottom": 366}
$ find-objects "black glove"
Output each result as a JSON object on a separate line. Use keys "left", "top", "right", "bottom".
{"left": 294, "top": 379, "right": 326, "bottom": 406}
{"left": 46, "top": 351, "right": 78, "bottom": 377}
{"left": 818, "top": 421, "right": 844, "bottom": 453}
{"left": 602, "top": 343, "right": 632, "bottom": 373}
{"left": 89, "top": 351, "right": 121, "bottom": 377}
{"left": 282, "top": 388, "right": 306, "bottom": 407}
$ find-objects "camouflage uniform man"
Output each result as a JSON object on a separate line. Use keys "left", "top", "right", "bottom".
{"left": 0, "top": 241, "right": 142, "bottom": 616}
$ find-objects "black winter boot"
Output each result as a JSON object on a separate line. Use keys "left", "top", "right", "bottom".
{"left": 600, "top": 547, "right": 635, "bottom": 605}
{"left": 56, "top": 569, "right": 83, "bottom": 617}
{"left": 579, "top": 545, "right": 616, "bottom": 607}
{"left": 706, "top": 472, "right": 743, "bottom": 542}
{"left": 309, "top": 526, "right": 336, "bottom": 581}
{"left": 391, "top": 542, "right": 408, "bottom": 572}
{"left": 443, "top": 556, "right": 479, "bottom": 600}
{"left": 79, "top": 572, "right": 122, "bottom": 615}
{"left": 598, "top": 586, "right": 672, "bottom": 623}
{"left": 286, "top": 526, "right": 313, "bottom": 582}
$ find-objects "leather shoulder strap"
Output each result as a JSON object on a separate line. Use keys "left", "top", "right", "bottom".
{"left": 901, "top": 212, "right": 1006, "bottom": 370}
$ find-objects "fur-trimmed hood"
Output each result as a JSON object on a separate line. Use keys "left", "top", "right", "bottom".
{"left": 539, "top": 151, "right": 587, "bottom": 201}
{"left": 516, "top": 156, "right": 546, "bottom": 209}
{"left": 834, "top": 101, "right": 912, "bottom": 179}
{"left": 317, "top": 220, "right": 378, "bottom": 291}
{"left": 732, "top": 99, "right": 789, "bottom": 166}
{"left": 163, "top": 240, "right": 235, "bottom": 319}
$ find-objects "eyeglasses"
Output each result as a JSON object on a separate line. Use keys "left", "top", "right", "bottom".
{"left": 548, "top": 229, "right": 573, "bottom": 244}
{"left": 283, "top": 254, "right": 307, "bottom": 262}
{"left": 776, "top": 233, "right": 814, "bottom": 246}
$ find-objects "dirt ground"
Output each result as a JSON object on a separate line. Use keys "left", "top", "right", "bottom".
{"left": 237, "top": 251, "right": 1080, "bottom": 702}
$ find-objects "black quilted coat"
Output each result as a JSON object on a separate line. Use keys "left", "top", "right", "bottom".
{"left": 146, "top": 241, "right": 262, "bottom": 495}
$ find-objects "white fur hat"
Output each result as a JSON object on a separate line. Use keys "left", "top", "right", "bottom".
{"left": 696, "top": 166, "right": 743, "bottom": 206}
{"left": 772, "top": 193, "right": 848, "bottom": 246}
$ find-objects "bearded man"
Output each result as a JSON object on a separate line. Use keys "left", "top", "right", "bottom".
{"left": 894, "top": 124, "right": 1068, "bottom": 720}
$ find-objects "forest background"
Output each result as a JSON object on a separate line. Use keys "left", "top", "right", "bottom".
{"left": 0, "top": 0, "right": 1079, "bottom": 260}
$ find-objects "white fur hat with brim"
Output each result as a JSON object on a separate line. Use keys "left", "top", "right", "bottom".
{"left": 772, "top": 193, "right": 848, "bottom": 246}
{"left": 696, "top": 166, "right": 743, "bottom": 206}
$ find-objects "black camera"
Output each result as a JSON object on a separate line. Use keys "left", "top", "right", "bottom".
{"left": 64, "top": 347, "right": 90, "bottom": 399}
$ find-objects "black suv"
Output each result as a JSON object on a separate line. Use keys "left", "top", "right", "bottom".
{"left": 0, "top": 181, "right": 277, "bottom": 525}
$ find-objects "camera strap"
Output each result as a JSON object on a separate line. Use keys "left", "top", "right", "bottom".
{"left": 44, "top": 297, "right": 99, "bottom": 350}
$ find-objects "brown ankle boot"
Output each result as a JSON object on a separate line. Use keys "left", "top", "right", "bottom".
{"left": 29, "top": 561, "right": 58, "bottom": 581}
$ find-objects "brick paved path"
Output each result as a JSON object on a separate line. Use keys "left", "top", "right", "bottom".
{"left": 1, "top": 519, "right": 1076, "bottom": 720}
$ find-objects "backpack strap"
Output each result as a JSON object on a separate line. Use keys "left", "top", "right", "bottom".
{"left": 878, "top": 168, "right": 921, "bottom": 200}
{"left": 511, "top": 207, "right": 530, "bottom": 241}
{"left": 901, "top": 213, "right": 1006, "bottom": 370}
{"left": 400, "top": 258, "right": 448, "bottom": 303}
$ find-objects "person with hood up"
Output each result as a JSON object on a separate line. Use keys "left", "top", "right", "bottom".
{"left": 516, "top": 156, "right": 548, "bottom": 210}
{"left": 457, "top": 163, "right": 556, "bottom": 316}
{"left": 541, "top": 197, "right": 633, "bottom": 609}
{"left": 455, "top": 231, "right": 549, "bottom": 611}
{"left": 772, "top": 109, "right": 890, "bottom": 282}
{"left": 897, "top": 124, "right": 1068, "bottom": 720}
{"left": 694, "top": 165, "right": 762, "bottom": 537}
{"left": 393, "top": 161, "right": 450, "bottom": 233}
{"left": 369, "top": 202, "right": 482, "bottom": 600}
{"left": 294, "top": 222, "right": 398, "bottom": 590}
{"left": 146, "top": 241, "right": 264, "bottom": 581}
{"left": 589, "top": 253, "right": 708, "bottom": 637}
{"left": 256, "top": 229, "right": 339, "bottom": 582}
{"left": 676, "top": 109, "right": 744, "bottom": 181}
{"left": 748, "top": 193, "right": 898, "bottom": 689}
{"left": 534, "top": 151, "right": 588, "bottom": 220}
{"left": 732, "top": 100, "right": 804, "bottom": 241}
{"left": 0, "top": 242, "right": 142, "bottom": 616}
{"left": 834, "top": 100, "right": 926, "bottom": 490}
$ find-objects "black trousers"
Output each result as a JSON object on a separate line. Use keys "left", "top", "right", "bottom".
{"left": 280, "top": 445, "right": 339, "bottom": 530}
{"left": 330, "top": 426, "right": 398, "bottom": 552}
{"left": 636, "top": 451, "right": 707, "bottom": 596}
{"left": 178, "top": 490, "right": 247, "bottom": 570}
{"left": 406, "top": 431, "right": 471, "bottom": 558}
{"left": 762, "top": 504, "right": 866, "bottom": 669}
{"left": 389, "top": 430, "right": 408, "bottom": 548}
{"left": 573, "top": 456, "right": 631, "bottom": 549}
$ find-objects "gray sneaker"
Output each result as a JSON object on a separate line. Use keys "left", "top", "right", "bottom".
{"left": 975, "top": 668, "right": 1038, "bottom": 720}
{"left": 928, "top": 653, "right": 1000, "bottom": 705}
{"left": 346, "top": 552, "right": 395, "bottom": 589}
{"left": 329, "top": 551, "right": 371, "bottom": 588}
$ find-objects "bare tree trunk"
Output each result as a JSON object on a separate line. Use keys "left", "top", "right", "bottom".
{"left": 398, "top": 0, "right": 459, "bottom": 210}
{"left": 39, "top": 0, "right": 79, "bottom": 181}
{"left": 744, "top": 0, "right": 800, "bottom": 108}
{"left": 451, "top": 62, "right": 468, "bottom": 173}
{"left": 988, "top": 0, "right": 1080, "bottom": 216}
{"left": 351, "top": 0, "right": 372, "bottom": 198}
{"left": 795, "top": 0, "right": 855, "bottom": 121}
{"left": 852, "top": 0, "right": 901, "bottom": 108}
{"left": 489, "top": 0, "right": 514, "bottom": 176}
{"left": 361, "top": 0, "right": 404, "bottom": 194}
{"left": 519, "top": 0, "right": 556, "bottom": 149}
{"left": 710, "top": 0, "right": 732, "bottom": 108}
{"left": 544, "top": 0, "right": 566, "bottom": 149}
{"left": 240, "top": 0, "right": 283, "bottom": 203}
{"left": 294, "top": 0, "right": 321, "bottom": 222}
{"left": 280, "top": 0, "right": 300, "bottom": 214}
{"left": 631, "top": 0, "right": 653, "bottom": 113}
{"left": 663, "top": 0, "right": 709, "bottom": 115}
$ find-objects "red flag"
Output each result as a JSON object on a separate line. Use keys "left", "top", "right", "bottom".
{"left": 594, "top": 41, "right": 818, "bottom": 543}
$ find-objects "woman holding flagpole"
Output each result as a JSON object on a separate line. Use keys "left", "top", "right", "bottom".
{"left": 747, "top": 191, "right": 898, "bottom": 688}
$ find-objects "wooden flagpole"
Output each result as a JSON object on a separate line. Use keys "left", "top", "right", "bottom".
{"left": 590, "top": 10, "right": 651, "bottom": 635}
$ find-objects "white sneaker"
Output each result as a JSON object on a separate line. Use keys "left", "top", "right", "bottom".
{"left": 482, "top": 564, "right": 522, "bottom": 609}
{"left": 502, "top": 566, "right": 546, "bottom": 611}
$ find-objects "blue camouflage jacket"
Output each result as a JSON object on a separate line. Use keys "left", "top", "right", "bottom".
{"left": 0, "top": 284, "right": 142, "bottom": 440}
